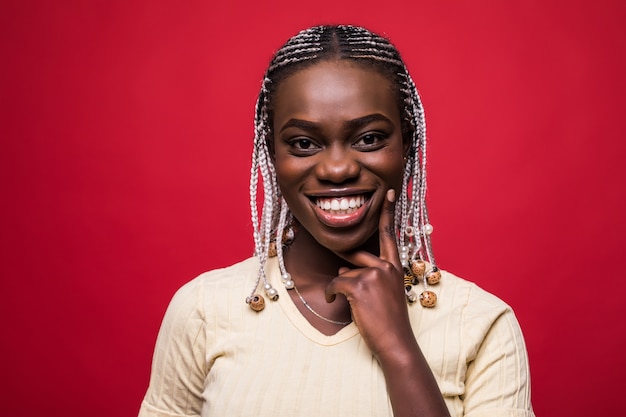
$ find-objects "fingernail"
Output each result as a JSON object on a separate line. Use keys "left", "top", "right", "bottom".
{"left": 387, "top": 189, "right": 396, "bottom": 203}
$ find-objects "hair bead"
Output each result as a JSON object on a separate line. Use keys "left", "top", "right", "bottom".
{"left": 248, "top": 294, "right": 265, "bottom": 312}
{"left": 410, "top": 259, "right": 426, "bottom": 279}
{"left": 419, "top": 290, "right": 437, "bottom": 308}
{"left": 426, "top": 267, "right": 441, "bottom": 285}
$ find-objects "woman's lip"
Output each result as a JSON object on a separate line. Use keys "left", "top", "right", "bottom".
{"left": 310, "top": 195, "right": 371, "bottom": 228}
{"left": 307, "top": 191, "right": 374, "bottom": 203}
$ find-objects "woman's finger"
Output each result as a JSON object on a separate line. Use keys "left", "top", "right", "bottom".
{"left": 378, "top": 189, "right": 401, "bottom": 270}
{"left": 333, "top": 247, "right": 379, "bottom": 268}
{"left": 332, "top": 188, "right": 401, "bottom": 270}
{"left": 324, "top": 267, "right": 361, "bottom": 303}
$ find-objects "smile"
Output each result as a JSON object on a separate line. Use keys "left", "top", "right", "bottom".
{"left": 315, "top": 195, "right": 367, "bottom": 214}
{"left": 309, "top": 193, "right": 372, "bottom": 228}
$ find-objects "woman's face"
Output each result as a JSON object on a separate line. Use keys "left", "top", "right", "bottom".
{"left": 272, "top": 60, "right": 407, "bottom": 253}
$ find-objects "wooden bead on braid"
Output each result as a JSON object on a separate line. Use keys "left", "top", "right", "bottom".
{"left": 403, "top": 269, "right": 414, "bottom": 289}
{"left": 426, "top": 267, "right": 441, "bottom": 285}
{"left": 249, "top": 294, "right": 265, "bottom": 312}
{"left": 268, "top": 241, "right": 277, "bottom": 257}
{"left": 410, "top": 259, "right": 426, "bottom": 279}
{"left": 403, "top": 268, "right": 419, "bottom": 303}
{"left": 419, "top": 290, "right": 437, "bottom": 308}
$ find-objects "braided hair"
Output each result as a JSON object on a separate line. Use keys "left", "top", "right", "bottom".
{"left": 247, "top": 25, "right": 437, "bottom": 307}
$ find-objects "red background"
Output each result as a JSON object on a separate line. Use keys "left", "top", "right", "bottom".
{"left": 2, "top": 1, "right": 625, "bottom": 416}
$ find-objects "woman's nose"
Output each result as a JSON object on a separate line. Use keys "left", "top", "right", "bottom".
{"left": 314, "top": 147, "right": 360, "bottom": 184}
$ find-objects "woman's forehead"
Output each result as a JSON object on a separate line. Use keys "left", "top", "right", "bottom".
{"left": 272, "top": 61, "right": 398, "bottom": 124}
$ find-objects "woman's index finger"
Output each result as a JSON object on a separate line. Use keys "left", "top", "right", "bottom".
{"left": 378, "top": 189, "right": 401, "bottom": 269}
{"left": 332, "top": 189, "right": 400, "bottom": 270}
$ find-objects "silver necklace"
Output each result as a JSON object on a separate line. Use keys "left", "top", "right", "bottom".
{"left": 292, "top": 284, "right": 352, "bottom": 326}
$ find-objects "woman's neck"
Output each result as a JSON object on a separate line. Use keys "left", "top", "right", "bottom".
{"left": 281, "top": 227, "right": 360, "bottom": 334}
{"left": 283, "top": 226, "right": 379, "bottom": 288}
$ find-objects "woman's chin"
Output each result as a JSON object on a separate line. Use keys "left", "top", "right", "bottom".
{"left": 315, "top": 231, "right": 378, "bottom": 256}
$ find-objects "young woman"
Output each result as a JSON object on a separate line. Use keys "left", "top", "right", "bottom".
{"left": 139, "top": 25, "right": 534, "bottom": 417}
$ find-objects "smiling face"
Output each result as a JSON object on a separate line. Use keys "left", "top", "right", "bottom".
{"left": 271, "top": 60, "right": 408, "bottom": 253}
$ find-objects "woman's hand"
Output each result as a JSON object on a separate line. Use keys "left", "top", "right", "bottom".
{"left": 326, "top": 188, "right": 450, "bottom": 417}
{"left": 325, "top": 188, "right": 413, "bottom": 361}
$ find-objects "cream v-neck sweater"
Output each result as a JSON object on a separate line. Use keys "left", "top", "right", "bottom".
{"left": 139, "top": 257, "right": 534, "bottom": 417}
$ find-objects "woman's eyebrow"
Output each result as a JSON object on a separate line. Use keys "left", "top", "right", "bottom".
{"left": 344, "top": 114, "right": 393, "bottom": 131}
{"left": 279, "top": 114, "right": 392, "bottom": 134}
{"left": 279, "top": 119, "right": 320, "bottom": 133}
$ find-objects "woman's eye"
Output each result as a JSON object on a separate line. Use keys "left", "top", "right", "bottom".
{"left": 361, "top": 134, "right": 377, "bottom": 145}
{"left": 287, "top": 138, "right": 320, "bottom": 154}
{"left": 354, "top": 133, "right": 386, "bottom": 149}
{"left": 295, "top": 139, "right": 314, "bottom": 149}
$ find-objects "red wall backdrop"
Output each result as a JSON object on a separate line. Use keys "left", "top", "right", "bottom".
{"left": 2, "top": 1, "right": 625, "bottom": 416}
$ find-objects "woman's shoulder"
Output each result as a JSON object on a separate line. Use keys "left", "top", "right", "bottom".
{"left": 415, "top": 268, "right": 524, "bottom": 362}
{"left": 436, "top": 267, "right": 512, "bottom": 312}
{"left": 422, "top": 267, "right": 516, "bottom": 334}
{"left": 166, "top": 257, "right": 259, "bottom": 311}
{"left": 186, "top": 256, "right": 259, "bottom": 287}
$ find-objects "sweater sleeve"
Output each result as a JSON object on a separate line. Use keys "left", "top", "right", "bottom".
{"left": 462, "top": 307, "right": 535, "bottom": 417}
{"left": 139, "top": 280, "right": 207, "bottom": 417}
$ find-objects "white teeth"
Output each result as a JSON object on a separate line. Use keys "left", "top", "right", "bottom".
{"left": 315, "top": 195, "right": 366, "bottom": 214}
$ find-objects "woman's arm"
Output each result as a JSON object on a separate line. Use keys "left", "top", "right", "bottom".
{"left": 326, "top": 189, "right": 451, "bottom": 417}
{"left": 139, "top": 281, "right": 207, "bottom": 417}
{"left": 461, "top": 307, "right": 535, "bottom": 417}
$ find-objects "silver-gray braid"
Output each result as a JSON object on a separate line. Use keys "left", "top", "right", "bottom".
{"left": 247, "top": 25, "right": 438, "bottom": 307}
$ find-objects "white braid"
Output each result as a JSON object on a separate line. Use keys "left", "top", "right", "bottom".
{"left": 275, "top": 200, "right": 289, "bottom": 276}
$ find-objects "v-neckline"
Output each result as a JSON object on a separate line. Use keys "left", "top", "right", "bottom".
{"left": 267, "top": 257, "right": 360, "bottom": 346}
